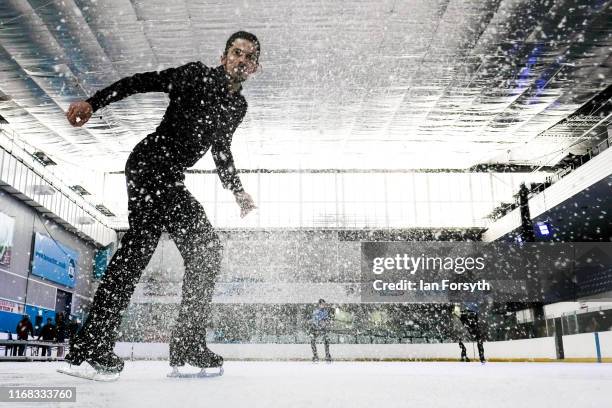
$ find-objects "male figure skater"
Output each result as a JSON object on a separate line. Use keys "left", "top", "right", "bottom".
{"left": 64, "top": 31, "right": 260, "bottom": 375}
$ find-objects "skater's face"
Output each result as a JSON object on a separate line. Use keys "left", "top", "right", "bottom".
{"left": 221, "top": 38, "right": 259, "bottom": 83}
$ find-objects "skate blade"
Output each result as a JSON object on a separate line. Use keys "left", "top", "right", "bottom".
{"left": 167, "top": 366, "right": 224, "bottom": 378}
{"left": 57, "top": 367, "right": 120, "bottom": 382}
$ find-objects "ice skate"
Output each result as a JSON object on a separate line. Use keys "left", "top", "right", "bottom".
{"left": 57, "top": 363, "right": 121, "bottom": 382}
{"left": 59, "top": 348, "right": 124, "bottom": 381}
{"left": 168, "top": 346, "right": 224, "bottom": 378}
{"left": 167, "top": 365, "right": 224, "bottom": 378}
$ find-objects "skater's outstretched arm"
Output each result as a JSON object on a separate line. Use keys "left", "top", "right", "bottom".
{"left": 211, "top": 132, "right": 256, "bottom": 217}
{"left": 66, "top": 63, "right": 189, "bottom": 127}
{"left": 212, "top": 133, "right": 243, "bottom": 192}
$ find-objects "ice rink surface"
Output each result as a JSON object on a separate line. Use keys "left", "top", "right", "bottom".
{"left": 1, "top": 361, "right": 611, "bottom": 408}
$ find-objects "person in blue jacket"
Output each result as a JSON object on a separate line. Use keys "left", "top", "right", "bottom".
{"left": 310, "top": 299, "right": 333, "bottom": 362}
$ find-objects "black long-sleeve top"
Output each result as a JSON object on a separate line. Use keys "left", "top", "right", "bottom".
{"left": 38, "top": 323, "right": 57, "bottom": 341}
{"left": 87, "top": 62, "right": 246, "bottom": 193}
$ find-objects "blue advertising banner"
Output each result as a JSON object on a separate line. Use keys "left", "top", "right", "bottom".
{"left": 31, "top": 232, "right": 78, "bottom": 288}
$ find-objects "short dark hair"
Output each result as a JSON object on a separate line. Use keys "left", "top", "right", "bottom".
{"left": 225, "top": 31, "right": 260, "bottom": 56}
{"left": 318, "top": 299, "right": 326, "bottom": 305}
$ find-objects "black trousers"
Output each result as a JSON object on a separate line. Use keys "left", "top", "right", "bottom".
{"left": 459, "top": 311, "right": 485, "bottom": 362}
{"left": 73, "top": 157, "right": 222, "bottom": 359}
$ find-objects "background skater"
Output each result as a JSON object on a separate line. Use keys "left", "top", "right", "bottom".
{"left": 310, "top": 299, "right": 334, "bottom": 363}
{"left": 452, "top": 302, "right": 486, "bottom": 363}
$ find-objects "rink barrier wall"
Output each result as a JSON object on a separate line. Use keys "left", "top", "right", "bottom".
{"left": 113, "top": 335, "right": 609, "bottom": 362}
{"left": 562, "top": 331, "right": 612, "bottom": 360}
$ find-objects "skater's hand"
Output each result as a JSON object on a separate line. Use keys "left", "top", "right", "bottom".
{"left": 66, "top": 101, "right": 93, "bottom": 127}
{"left": 234, "top": 191, "right": 257, "bottom": 218}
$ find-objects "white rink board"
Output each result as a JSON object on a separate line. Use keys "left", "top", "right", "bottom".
{"left": 563, "top": 331, "right": 612, "bottom": 359}
{"left": 115, "top": 337, "right": 558, "bottom": 361}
